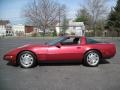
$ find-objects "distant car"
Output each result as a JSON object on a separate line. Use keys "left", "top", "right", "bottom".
{"left": 3, "top": 36, "right": 116, "bottom": 68}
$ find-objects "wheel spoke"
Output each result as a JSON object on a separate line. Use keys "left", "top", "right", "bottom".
{"left": 87, "top": 52, "right": 100, "bottom": 66}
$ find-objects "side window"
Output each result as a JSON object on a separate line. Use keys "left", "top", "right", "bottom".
{"left": 63, "top": 38, "right": 73, "bottom": 43}
{"left": 61, "top": 37, "right": 80, "bottom": 45}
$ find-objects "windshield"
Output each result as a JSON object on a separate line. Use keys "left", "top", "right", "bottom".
{"left": 46, "top": 37, "right": 65, "bottom": 46}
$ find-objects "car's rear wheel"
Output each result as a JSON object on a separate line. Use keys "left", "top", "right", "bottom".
{"left": 84, "top": 50, "right": 100, "bottom": 67}
{"left": 18, "top": 51, "right": 37, "bottom": 68}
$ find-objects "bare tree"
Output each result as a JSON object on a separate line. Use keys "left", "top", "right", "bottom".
{"left": 23, "top": 0, "right": 66, "bottom": 35}
{"left": 85, "top": 0, "right": 109, "bottom": 35}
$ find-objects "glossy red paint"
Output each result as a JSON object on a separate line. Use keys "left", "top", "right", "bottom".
{"left": 3, "top": 36, "right": 116, "bottom": 65}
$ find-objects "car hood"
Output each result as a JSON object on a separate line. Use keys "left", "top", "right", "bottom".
{"left": 4, "top": 44, "right": 48, "bottom": 57}
{"left": 17, "top": 44, "right": 48, "bottom": 49}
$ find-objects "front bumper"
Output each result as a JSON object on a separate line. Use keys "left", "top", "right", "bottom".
{"left": 3, "top": 55, "right": 16, "bottom": 64}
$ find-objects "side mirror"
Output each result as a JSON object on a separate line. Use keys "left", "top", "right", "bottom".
{"left": 56, "top": 43, "right": 61, "bottom": 48}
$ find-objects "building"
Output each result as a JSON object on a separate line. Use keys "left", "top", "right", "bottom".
{"left": 0, "top": 20, "right": 13, "bottom": 36}
{"left": 12, "top": 24, "right": 34, "bottom": 36}
{"left": 6, "top": 24, "right": 13, "bottom": 36}
{"left": 12, "top": 24, "right": 25, "bottom": 36}
{"left": 0, "top": 23, "right": 6, "bottom": 36}
{"left": 67, "top": 20, "right": 85, "bottom": 36}
{"left": 56, "top": 20, "right": 85, "bottom": 36}
{"left": 25, "top": 26, "right": 34, "bottom": 33}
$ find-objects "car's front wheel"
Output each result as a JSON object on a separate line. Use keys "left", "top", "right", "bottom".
{"left": 84, "top": 50, "right": 100, "bottom": 67}
{"left": 18, "top": 51, "right": 37, "bottom": 68}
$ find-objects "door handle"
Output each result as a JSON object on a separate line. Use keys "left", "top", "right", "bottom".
{"left": 77, "top": 47, "right": 81, "bottom": 49}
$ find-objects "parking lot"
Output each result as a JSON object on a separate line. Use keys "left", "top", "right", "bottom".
{"left": 0, "top": 37, "right": 120, "bottom": 90}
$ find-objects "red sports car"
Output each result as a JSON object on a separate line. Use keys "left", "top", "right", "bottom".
{"left": 3, "top": 36, "right": 116, "bottom": 68}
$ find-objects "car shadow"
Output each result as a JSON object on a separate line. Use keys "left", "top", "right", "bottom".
{"left": 38, "top": 61, "right": 82, "bottom": 66}
{"left": 6, "top": 62, "right": 19, "bottom": 67}
{"left": 6, "top": 59, "right": 110, "bottom": 67}
{"left": 38, "top": 59, "right": 110, "bottom": 67}
{"left": 99, "top": 59, "right": 110, "bottom": 64}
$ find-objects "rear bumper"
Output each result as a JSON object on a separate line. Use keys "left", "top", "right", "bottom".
{"left": 102, "top": 44, "right": 116, "bottom": 59}
{"left": 103, "top": 51, "right": 116, "bottom": 59}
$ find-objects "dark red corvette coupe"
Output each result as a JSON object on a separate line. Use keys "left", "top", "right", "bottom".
{"left": 3, "top": 36, "right": 116, "bottom": 68}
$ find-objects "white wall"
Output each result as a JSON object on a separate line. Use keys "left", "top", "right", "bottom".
{"left": 12, "top": 25, "right": 25, "bottom": 36}
{"left": 56, "top": 21, "right": 85, "bottom": 36}
{"left": 0, "top": 25, "right": 6, "bottom": 36}
{"left": 66, "top": 26, "right": 85, "bottom": 36}
{"left": 56, "top": 26, "right": 60, "bottom": 36}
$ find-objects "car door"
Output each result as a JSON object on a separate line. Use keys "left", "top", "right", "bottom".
{"left": 47, "top": 37, "right": 83, "bottom": 61}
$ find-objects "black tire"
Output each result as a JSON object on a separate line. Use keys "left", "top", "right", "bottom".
{"left": 83, "top": 50, "right": 100, "bottom": 67}
{"left": 18, "top": 51, "right": 37, "bottom": 68}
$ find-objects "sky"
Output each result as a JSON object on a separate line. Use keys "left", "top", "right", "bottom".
{"left": 0, "top": 0, "right": 117, "bottom": 24}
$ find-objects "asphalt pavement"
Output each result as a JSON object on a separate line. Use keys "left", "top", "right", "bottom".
{"left": 0, "top": 37, "right": 120, "bottom": 90}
